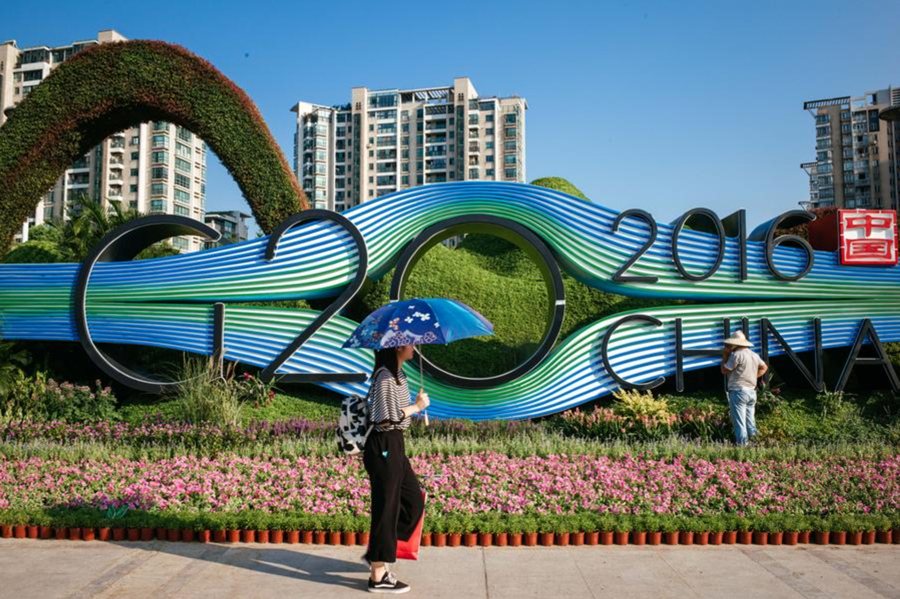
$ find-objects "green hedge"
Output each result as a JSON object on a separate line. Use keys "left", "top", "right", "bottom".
{"left": 0, "top": 40, "right": 305, "bottom": 250}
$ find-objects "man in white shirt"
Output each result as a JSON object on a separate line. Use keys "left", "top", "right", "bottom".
{"left": 720, "top": 330, "right": 768, "bottom": 446}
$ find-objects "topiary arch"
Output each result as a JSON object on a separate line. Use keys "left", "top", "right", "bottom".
{"left": 0, "top": 40, "right": 307, "bottom": 250}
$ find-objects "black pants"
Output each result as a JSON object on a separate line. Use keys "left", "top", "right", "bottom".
{"left": 363, "top": 430, "right": 424, "bottom": 563}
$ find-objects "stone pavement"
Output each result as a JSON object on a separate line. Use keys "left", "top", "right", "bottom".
{"left": 1, "top": 538, "right": 898, "bottom": 599}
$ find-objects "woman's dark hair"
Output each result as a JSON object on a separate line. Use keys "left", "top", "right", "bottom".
{"left": 372, "top": 347, "right": 402, "bottom": 383}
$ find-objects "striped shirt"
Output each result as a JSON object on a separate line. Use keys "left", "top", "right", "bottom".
{"left": 368, "top": 367, "right": 411, "bottom": 432}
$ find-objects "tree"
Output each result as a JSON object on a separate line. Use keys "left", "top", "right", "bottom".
{"left": 530, "top": 177, "right": 590, "bottom": 201}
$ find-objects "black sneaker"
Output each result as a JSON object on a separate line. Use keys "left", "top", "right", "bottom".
{"left": 368, "top": 571, "right": 410, "bottom": 594}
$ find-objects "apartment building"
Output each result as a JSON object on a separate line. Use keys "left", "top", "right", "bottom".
{"left": 291, "top": 77, "right": 526, "bottom": 212}
{"left": 0, "top": 30, "right": 207, "bottom": 251}
{"left": 801, "top": 87, "right": 900, "bottom": 210}
{"left": 204, "top": 210, "right": 251, "bottom": 246}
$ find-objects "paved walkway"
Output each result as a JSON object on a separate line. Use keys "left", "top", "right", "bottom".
{"left": 1, "top": 538, "right": 898, "bottom": 599}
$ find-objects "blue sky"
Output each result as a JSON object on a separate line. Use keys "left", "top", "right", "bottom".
{"left": 4, "top": 0, "right": 899, "bottom": 231}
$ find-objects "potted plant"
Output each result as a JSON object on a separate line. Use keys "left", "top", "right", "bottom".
{"left": 462, "top": 514, "right": 478, "bottom": 548}
{"left": 860, "top": 517, "right": 876, "bottom": 545}
{"left": 749, "top": 516, "right": 767, "bottom": 546}
{"left": 207, "top": 512, "right": 226, "bottom": 543}
{"left": 446, "top": 513, "right": 463, "bottom": 547}
{"left": 80, "top": 510, "right": 97, "bottom": 542}
{"left": 678, "top": 517, "right": 694, "bottom": 546}
{"left": 34, "top": 510, "right": 52, "bottom": 540}
{"left": 661, "top": 516, "right": 679, "bottom": 545}
{"left": 493, "top": 515, "right": 508, "bottom": 547}
{"left": 479, "top": 514, "right": 498, "bottom": 547}
{"left": 735, "top": 516, "right": 752, "bottom": 545}
{"left": 828, "top": 514, "right": 849, "bottom": 546}
{"left": 613, "top": 518, "right": 630, "bottom": 546}
{"left": 874, "top": 515, "right": 892, "bottom": 544}
{"left": 237, "top": 511, "right": 256, "bottom": 543}
{"left": 8, "top": 508, "right": 27, "bottom": 539}
{"left": 267, "top": 512, "right": 284, "bottom": 545}
{"left": 567, "top": 514, "right": 584, "bottom": 546}
{"left": 538, "top": 518, "right": 555, "bottom": 547}
{"left": 552, "top": 515, "right": 570, "bottom": 547}
{"left": 813, "top": 515, "right": 830, "bottom": 545}
{"left": 721, "top": 514, "right": 737, "bottom": 544}
{"left": 642, "top": 515, "right": 662, "bottom": 546}
{"left": 707, "top": 515, "right": 725, "bottom": 546}
{"left": 354, "top": 515, "right": 369, "bottom": 547}
{"left": 431, "top": 514, "right": 447, "bottom": 547}
{"left": 521, "top": 515, "right": 538, "bottom": 547}
{"left": 597, "top": 514, "right": 614, "bottom": 546}
{"left": 780, "top": 513, "right": 800, "bottom": 546}
{"left": 339, "top": 514, "right": 356, "bottom": 546}
{"left": 193, "top": 513, "right": 211, "bottom": 543}
{"left": 283, "top": 513, "right": 300, "bottom": 544}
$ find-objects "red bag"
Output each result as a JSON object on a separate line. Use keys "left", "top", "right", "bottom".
{"left": 396, "top": 491, "right": 427, "bottom": 560}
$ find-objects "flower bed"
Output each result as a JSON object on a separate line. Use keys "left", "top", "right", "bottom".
{"left": 0, "top": 452, "right": 896, "bottom": 545}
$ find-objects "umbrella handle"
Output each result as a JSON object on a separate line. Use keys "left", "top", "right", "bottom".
{"left": 419, "top": 353, "right": 429, "bottom": 427}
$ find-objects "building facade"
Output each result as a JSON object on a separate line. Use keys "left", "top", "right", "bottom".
{"left": 204, "top": 210, "right": 251, "bottom": 246}
{"left": 801, "top": 87, "right": 900, "bottom": 210}
{"left": 291, "top": 77, "right": 526, "bottom": 212}
{"left": 0, "top": 30, "right": 207, "bottom": 251}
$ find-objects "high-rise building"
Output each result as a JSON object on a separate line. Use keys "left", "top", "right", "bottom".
{"left": 291, "top": 77, "right": 526, "bottom": 212}
{"left": 0, "top": 30, "right": 207, "bottom": 251}
{"left": 204, "top": 210, "right": 251, "bottom": 246}
{"left": 801, "top": 87, "right": 900, "bottom": 210}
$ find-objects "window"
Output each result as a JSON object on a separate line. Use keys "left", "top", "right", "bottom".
{"left": 130, "top": 168, "right": 139, "bottom": 176}
{"left": 152, "top": 134, "right": 169, "bottom": 148}
{"left": 176, "top": 127, "right": 192, "bottom": 142}
{"left": 469, "top": 168, "right": 479, "bottom": 179}
{"left": 150, "top": 199, "right": 167, "bottom": 212}
{"left": 23, "top": 70, "right": 42, "bottom": 82}
{"left": 174, "top": 204, "right": 190, "bottom": 216}
{"left": 469, "top": 114, "right": 479, "bottom": 124}
{"left": 153, "top": 121, "right": 169, "bottom": 132}
{"left": 486, "top": 114, "right": 494, "bottom": 122}
{"left": 504, "top": 127, "right": 516, "bottom": 137}
{"left": 130, "top": 184, "right": 138, "bottom": 193}
{"left": 151, "top": 151, "right": 168, "bottom": 164}
{"left": 131, "top": 136, "right": 140, "bottom": 146}
{"left": 172, "top": 237, "right": 190, "bottom": 250}
{"left": 151, "top": 167, "right": 168, "bottom": 180}
{"left": 175, "top": 143, "right": 191, "bottom": 158}
{"left": 150, "top": 183, "right": 167, "bottom": 196}
{"left": 131, "top": 152, "right": 139, "bottom": 160}
{"left": 504, "top": 168, "right": 517, "bottom": 179}
{"left": 175, "top": 173, "right": 191, "bottom": 189}
{"left": 175, "top": 158, "right": 191, "bottom": 173}
{"left": 175, "top": 189, "right": 190, "bottom": 203}
{"left": 504, "top": 155, "right": 516, "bottom": 165}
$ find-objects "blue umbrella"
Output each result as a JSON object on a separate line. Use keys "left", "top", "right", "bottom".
{"left": 343, "top": 298, "right": 494, "bottom": 424}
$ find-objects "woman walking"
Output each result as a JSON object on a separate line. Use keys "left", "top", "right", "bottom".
{"left": 363, "top": 344, "right": 429, "bottom": 594}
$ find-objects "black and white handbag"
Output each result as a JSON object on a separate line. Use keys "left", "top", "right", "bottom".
{"left": 336, "top": 393, "right": 372, "bottom": 456}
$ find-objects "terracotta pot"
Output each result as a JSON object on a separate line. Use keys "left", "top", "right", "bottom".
{"left": 113, "top": 528, "right": 128, "bottom": 541}
{"left": 647, "top": 531, "right": 662, "bottom": 546}
{"left": 738, "top": 531, "right": 752, "bottom": 545}
{"left": 314, "top": 531, "right": 326, "bottom": 545}
{"left": 26, "top": 525, "right": 38, "bottom": 539}
{"left": 893, "top": 529, "right": 900, "bottom": 544}
{"left": 814, "top": 531, "right": 830, "bottom": 545}
{"left": 449, "top": 533, "right": 462, "bottom": 547}
{"left": 752, "top": 531, "right": 768, "bottom": 545}
{"left": 664, "top": 531, "right": 679, "bottom": 545}
{"left": 127, "top": 528, "right": 140, "bottom": 542}
{"left": 615, "top": 531, "right": 629, "bottom": 546}
{"left": 258, "top": 530, "right": 270, "bottom": 544}
{"left": 227, "top": 530, "right": 240, "bottom": 543}
{"left": 784, "top": 531, "right": 798, "bottom": 546}
{"left": 198, "top": 530, "right": 211, "bottom": 543}
{"left": 600, "top": 531, "right": 614, "bottom": 545}
{"left": 270, "top": 530, "right": 283, "bottom": 544}
{"left": 286, "top": 530, "right": 299, "bottom": 544}
{"left": 141, "top": 528, "right": 154, "bottom": 541}
{"left": 342, "top": 531, "right": 355, "bottom": 546}
{"left": 570, "top": 532, "right": 583, "bottom": 546}
{"left": 877, "top": 530, "right": 892, "bottom": 544}
{"left": 54, "top": 527, "right": 67, "bottom": 540}
{"left": 539, "top": 532, "right": 554, "bottom": 546}
{"left": 464, "top": 532, "right": 478, "bottom": 547}
{"left": 769, "top": 532, "right": 783, "bottom": 546}
{"left": 495, "top": 532, "right": 508, "bottom": 547}
{"left": 863, "top": 531, "right": 876, "bottom": 545}
{"left": 508, "top": 533, "right": 521, "bottom": 547}
{"left": 359, "top": 532, "right": 370, "bottom": 546}
{"left": 831, "top": 531, "right": 846, "bottom": 545}
{"left": 0, "top": 525, "right": 11, "bottom": 538}
{"left": 241, "top": 530, "right": 255, "bottom": 543}
{"left": 14, "top": 525, "right": 26, "bottom": 539}
{"left": 479, "top": 532, "right": 492, "bottom": 547}
{"left": 421, "top": 532, "right": 432, "bottom": 547}
{"left": 723, "top": 531, "right": 737, "bottom": 544}
{"left": 679, "top": 531, "right": 694, "bottom": 546}
{"left": 585, "top": 531, "right": 599, "bottom": 546}
{"left": 631, "top": 531, "right": 646, "bottom": 546}
{"left": 82, "top": 528, "right": 95, "bottom": 542}
{"left": 156, "top": 527, "right": 167, "bottom": 541}
{"left": 165, "top": 529, "right": 179, "bottom": 542}
{"left": 523, "top": 532, "right": 537, "bottom": 547}
{"left": 39, "top": 525, "right": 52, "bottom": 540}
{"left": 848, "top": 531, "right": 863, "bottom": 545}
{"left": 301, "top": 531, "right": 313, "bottom": 544}
{"left": 181, "top": 529, "right": 194, "bottom": 542}
{"left": 213, "top": 530, "right": 227, "bottom": 543}
{"left": 69, "top": 528, "right": 82, "bottom": 541}
{"left": 434, "top": 532, "right": 447, "bottom": 547}
{"left": 709, "top": 531, "right": 723, "bottom": 546}
{"left": 554, "top": 532, "right": 569, "bottom": 546}
{"left": 799, "top": 531, "right": 811, "bottom": 544}
{"left": 695, "top": 531, "right": 708, "bottom": 546}
{"left": 98, "top": 528, "right": 110, "bottom": 541}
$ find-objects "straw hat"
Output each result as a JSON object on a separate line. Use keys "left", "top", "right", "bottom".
{"left": 723, "top": 330, "right": 752, "bottom": 348}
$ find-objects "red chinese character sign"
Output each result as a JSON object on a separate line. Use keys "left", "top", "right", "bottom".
{"left": 839, "top": 210, "right": 899, "bottom": 266}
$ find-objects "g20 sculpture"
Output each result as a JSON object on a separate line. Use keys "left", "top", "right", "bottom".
{"left": 1, "top": 42, "right": 898, "bottom": 420}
